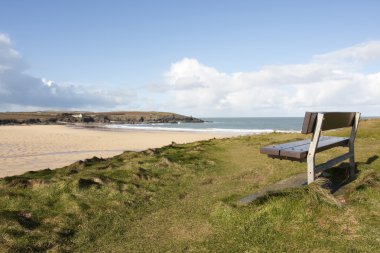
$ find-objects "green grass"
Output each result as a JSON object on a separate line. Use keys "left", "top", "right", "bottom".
{"left": 1, "top": 119, "right": 380, "bottom": 252}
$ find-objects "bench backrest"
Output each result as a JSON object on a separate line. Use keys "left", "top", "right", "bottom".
{"left": 301, "top": 112, "right": 357, "bottom": 134}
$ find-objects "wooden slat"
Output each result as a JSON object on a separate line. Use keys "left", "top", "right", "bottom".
{"left": 301, "top": 112, "right": 317, "bottom": 134}
{"left": 267, "top": 154, "right": 306, "bottom": 162}
{"left": 281, "top": 136, "right": 349, "bottom": 159}
{"left": 260, "top": 139, "right": 311, "bottom": 156}
{"left": 260, "top": 136, "right": 349, "bottom": 160}
{"left": 260, "top": 137, "right": 330, "bottom": 156}
{"left": 322, "top": 113, "right": 356, "bottom": 131}
{"left": 301, "top": 112, "right": 357, "bottom": 134}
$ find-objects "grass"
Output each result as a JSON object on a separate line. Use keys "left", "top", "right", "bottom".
{"left": 0, "top": 119, "right": 379, "bottom": 252}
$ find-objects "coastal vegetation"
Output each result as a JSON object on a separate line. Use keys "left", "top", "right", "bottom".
{"left": 0, "top": 119, "right": 379, "bottom": 252}
{"left": 0, "top": 111, "right": 203, "bottom": 125}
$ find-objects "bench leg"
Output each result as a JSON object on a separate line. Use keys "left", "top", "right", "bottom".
{"left": 307, "top": 155, "right": 315, "bottom": 184}
{"left": 307, "top": 113, "right": 323, "bottom": 184}
{"left": 349, "top": 148, "right": 356, "bottom": 178}
{"left": 349, "top": 112, "right": 360, "bottom": 179}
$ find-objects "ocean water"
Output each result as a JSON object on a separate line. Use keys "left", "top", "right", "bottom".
{"left": 105, "top": 117, "right": 304, "bottom": 134}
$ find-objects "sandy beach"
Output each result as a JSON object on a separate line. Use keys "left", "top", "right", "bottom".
{"left": 0, "top": 125, "right": 224, "bottom": 178}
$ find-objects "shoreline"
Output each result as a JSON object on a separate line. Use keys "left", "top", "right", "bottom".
{"left": 71, "top": 122, "right": 300, "bottom": 135}
{"left": 0, "top": 124, "right": 227, "bottom": 178}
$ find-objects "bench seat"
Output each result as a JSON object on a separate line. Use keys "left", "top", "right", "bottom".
{"left": 260, "top": 136, "right": 349, "bottom": 160}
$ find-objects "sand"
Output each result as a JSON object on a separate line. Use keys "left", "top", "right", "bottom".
{"left": 0, "top": 125, "right": 224, "bottom": 178}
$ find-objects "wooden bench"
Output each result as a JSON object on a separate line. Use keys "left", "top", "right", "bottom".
{"left": 260, "top": 112, "right": 361, "bottom": 184}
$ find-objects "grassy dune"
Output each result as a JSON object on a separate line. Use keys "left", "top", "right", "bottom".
{"left": 1, "top": 119, "right": 379, "bottom": 252}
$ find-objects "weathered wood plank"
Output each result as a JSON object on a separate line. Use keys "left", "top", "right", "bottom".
{"left": 260, "top": 139, "right": 312, "bottom": 156}
{"left": 237, "top": 173, "right": 307, "bottom": 205}
{"left": 260, "top": 136, "right": 349, "bottom": 160}
{"left": 260, "top": 137, "right": 330, "bottom": 154}
{"left": 301, "top": 112, "right": 356, "bottom": 134}
{"left": 267, "top": 154, "right": 306, "bottom": 162}
{"left": 259, "top": 146, "right": 280, "bottom": 156}
{"left": 322, "top": 113, "right": 356, "bottom": 131}
{"left": 281, "top": 136, "right": 349, "bottom": 159}
{"left": 301, "top": 112, "right": 317, "bottom": 134}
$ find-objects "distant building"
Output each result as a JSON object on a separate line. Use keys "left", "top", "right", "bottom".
{"left": 72, "top": 113, "right": 83, "bottom": 118}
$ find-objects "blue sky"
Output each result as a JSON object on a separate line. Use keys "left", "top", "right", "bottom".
{"left": 1, "top": 0, "right": 380, "bottom": 116}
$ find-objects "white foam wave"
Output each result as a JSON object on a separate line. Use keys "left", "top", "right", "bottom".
{"left": 104, "top": 124, "right": 299, "bottom": 134}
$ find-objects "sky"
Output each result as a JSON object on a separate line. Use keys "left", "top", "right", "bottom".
{"left": 0, "top": 0, "right": 380, "bottom": 117}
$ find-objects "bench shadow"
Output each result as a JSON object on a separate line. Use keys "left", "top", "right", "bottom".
{"left": 238, "top": 173, "right": 307, "bottom": 205}
{"left": 322, "top": 155, "right": 378, "bottom": 194}
{"left": 361, "top": 155, "right": 378, "bottom": 165}
{"left": 238, "top": 156, "right": 377, "bottom": 205}
{"left": 318, "top": 158, "right": 375, "bottom": 194}
{"left": 317, "top": 164, "right": 352, "bottom": 194}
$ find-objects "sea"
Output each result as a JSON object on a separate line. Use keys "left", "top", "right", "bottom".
{"left": 105, "top": 117, "right": 304, "bottom": 135}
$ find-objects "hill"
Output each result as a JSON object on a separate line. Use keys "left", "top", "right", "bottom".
{"left": 0, "top": 111, "right": 203, "bottom": 125}
{"left": 0, "top": 119, "right": 379, "bottom": 252}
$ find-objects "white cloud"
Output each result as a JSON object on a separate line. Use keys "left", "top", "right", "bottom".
{"left": 0, "top": 33, "right": 11, "bottom": 45}
{"left": 41, "top": 78, "right": 54, "bottom": 87}
{"left": 0, "top": 33, "right": 134, "bottom": 111}
{"left": 313, "top": 41, "right": 380, "bottom": 66}
{"left": 1, "top": 32, "right": 379, "bottom": 116}
{"left": 161, "top": 42, "right": 380, "bottom": 116}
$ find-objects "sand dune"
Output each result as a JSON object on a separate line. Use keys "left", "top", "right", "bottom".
{"left": 0, "top": 125, "right": 223, "bottom": 177}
